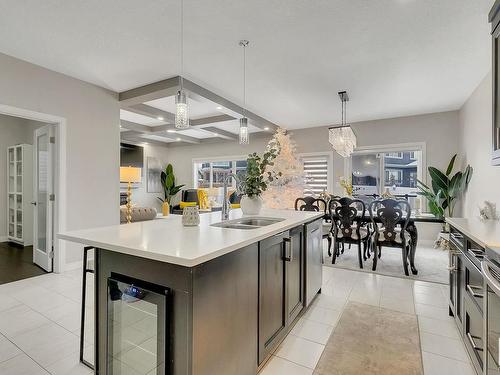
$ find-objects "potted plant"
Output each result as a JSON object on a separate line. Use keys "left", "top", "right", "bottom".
{"left": 240, "top": 149, "right": 280, "bottom": 215}
{"left": 157, "top": 164, "right": 184, "bottom": 216}
{"left": 417, "top": 154, "right": 473, "bottom": 226}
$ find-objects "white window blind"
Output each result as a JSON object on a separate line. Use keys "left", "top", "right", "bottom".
{"left": 302, "top": 155, "right": 330, "bottom": 196}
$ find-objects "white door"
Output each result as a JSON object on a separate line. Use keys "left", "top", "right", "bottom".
{"left": 33, "top": 125, "right": 54, "bottom": 272}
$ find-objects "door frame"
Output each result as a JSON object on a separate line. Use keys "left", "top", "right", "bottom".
{"left": 0, "top": 104, "right": 67, "bottom": 273}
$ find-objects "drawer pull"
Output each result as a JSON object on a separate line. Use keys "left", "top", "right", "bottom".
{"left": 283, "top": 237, "right": 293, "bottom": 262}
{"left": 466, "top": 284, "right": 484, "bottom": 299}
{"left": 466, "top": 332, "right": 483, "bottom": 352}
{"left": 468, "top": 249, "right": 484, "bottom": 259}
{"left": 311, "top": 228, "right": 319, "bottom": 234}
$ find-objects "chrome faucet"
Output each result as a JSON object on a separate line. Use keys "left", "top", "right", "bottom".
{"left": 222, "top": 173, "right": 241, "bottom": 221}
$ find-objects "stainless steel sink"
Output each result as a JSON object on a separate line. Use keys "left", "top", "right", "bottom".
{"left": 211, "top": 217, "right": 285, "bottom": 230}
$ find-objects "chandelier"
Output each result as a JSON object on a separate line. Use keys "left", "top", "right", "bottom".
{"left": 329, "top": 91, "right": 356, "bottom": 157}
{"left": 239, "top": 40, "right": 250, "bottom": 145}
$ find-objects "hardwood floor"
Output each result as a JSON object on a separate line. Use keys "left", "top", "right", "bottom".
{"left": 0, "top": 242, "right": 46, "bottom": 284}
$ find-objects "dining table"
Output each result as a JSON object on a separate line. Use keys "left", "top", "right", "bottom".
{"left": 326, "top": 210, "right": 444, "bottom": 275}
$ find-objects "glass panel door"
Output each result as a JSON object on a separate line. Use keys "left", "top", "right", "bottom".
{"left": 107, "top": 274, "right": 170, "bottom": 375}
{"left": 33, "top": 125, "right": 54, "bottom": 272}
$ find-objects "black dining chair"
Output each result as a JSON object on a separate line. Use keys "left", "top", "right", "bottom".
{"left": 369, "top": 198, "right": 413, "bottom": 276}
{"left": 295, "top": 197, "right": 332, "bottom": 254}
{"left": 329, "top": 197, "right": 369, "bottom": 269}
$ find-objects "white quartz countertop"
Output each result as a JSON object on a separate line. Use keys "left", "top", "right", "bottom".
{"left": 446, "top": 217, "right": 500, "bottom": 251}
{"left": 58, "top": 208, "right": 324, "bottom": 267}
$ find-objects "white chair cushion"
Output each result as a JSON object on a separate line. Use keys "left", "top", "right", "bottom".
{"left": 336, "top": 225, "right": 368, "bottom": 240}
{"left": 377, "top": 227, "right": 410, "bottom": 243}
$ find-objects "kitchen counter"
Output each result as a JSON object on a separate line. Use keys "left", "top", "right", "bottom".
{"left": 58, "top": 208, "right": 323, "bottom": 267}
{"left": 446, "top": 217, "right": 500, "bottom": 252}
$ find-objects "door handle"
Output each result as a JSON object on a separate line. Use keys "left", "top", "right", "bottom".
{"left": 31, "top": 201, "right": 37, "bottom": 206}
{"left": 283, "top": 237, "right": 293, "bottom": 262}
{"left": 466, "top": 284, "right": 484, "bottom": 299}
{"left": 466, "top": 332, "right": 484, "bottom": 352}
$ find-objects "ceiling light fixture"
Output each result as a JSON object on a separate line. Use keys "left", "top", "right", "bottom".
{"left": 157, "top": 116, "right": 164, "bottom": 121}
{"left": 239, "top": 40, "right": 250, "bottom": 145}
{"left": 264, "top": 127, "right": 269, "bottom": 131}
{"left": 216, "top": 106, "right": 223, "bottom": 110}
{"left": 175, "top": 0, "right": 189, "bottom": 129}
{"left": 176, "top": 137, "right": 181, "bottom": 141}
{"left": 167, "top": 129, "right": 176, "bottom": 133}
{"left": 329, "top": 91, "right": 357, "bottom": 158}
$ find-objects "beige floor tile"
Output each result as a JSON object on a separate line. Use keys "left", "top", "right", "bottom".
{"left": 415, "top": 303, "right": 450, "bottom": 320}
{"left": 259, "top": 355, "right": 313, "bottom": 375}
{"left": 0, "top": 353, "right": 49, "bottom": 374}
{"left": 290, "top": 318, "right": 334, "bottom": 345}
{"left": 302, "top": 304, "right": 342, "bottom": 326}
{"left": 0, "top": 333, "right": 21, "bottom": 363}
{"left": 422, "top": 351, "right": 475, "bottom": 375}
{"left": 418, "top": 316, "right": 459, "bottom": 339}
{"left": 420, "top": 332, "right": 469, "bottom": 362}
{"left": 276, "top": 334, "right": 325, "bottom": 369}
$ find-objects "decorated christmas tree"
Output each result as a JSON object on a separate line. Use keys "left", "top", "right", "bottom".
{"left": 262, "top": 128, "right": 305, "bottom": 209}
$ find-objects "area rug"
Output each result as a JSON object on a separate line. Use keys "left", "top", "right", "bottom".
{"left": 323, "top": 243, "right": 449, "bottom": 284}
{"left": 314, "top": 302, "right": 423, "bottom": 375}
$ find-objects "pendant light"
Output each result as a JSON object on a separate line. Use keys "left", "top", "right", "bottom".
{"left": 239, "top": 40, "right": 249, "bottom": 145}
{"left": 329, "top": 91, "right": 357, "bottom": 157}
{"left": 175, "top": 0, "right": 189, "bottom": 129}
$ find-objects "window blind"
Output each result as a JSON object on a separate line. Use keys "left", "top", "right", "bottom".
{"left": 302, "top": 156, "right": 329, "bottom": 196}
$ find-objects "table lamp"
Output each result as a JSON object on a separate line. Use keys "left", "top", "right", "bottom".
{"left": 120, "top": 166, "right": 142, "bottom": 224}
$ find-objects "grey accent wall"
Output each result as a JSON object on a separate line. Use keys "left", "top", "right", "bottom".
{"left": 0, "top": 52, "right": 119, "bottom": 267}
{"left": 459, "top": 72, "right": 499, "bottom": 218}
{"left": 166, "top": 111, "right": 460, "bottom": 197}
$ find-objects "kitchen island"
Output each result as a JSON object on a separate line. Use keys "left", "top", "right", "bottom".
{"left": 59, "top": 208, "right": 324, "bottom": 375}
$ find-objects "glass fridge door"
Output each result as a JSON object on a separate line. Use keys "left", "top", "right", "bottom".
{"left": 107, "top": 274, "right": 170, "bottom": 375}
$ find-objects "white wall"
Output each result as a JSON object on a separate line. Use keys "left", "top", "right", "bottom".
{"left": 459, "top": 72, "right": 500, "bottom": 218}
{"left": 0, "top": 52, "right": 119, "bottom": 269}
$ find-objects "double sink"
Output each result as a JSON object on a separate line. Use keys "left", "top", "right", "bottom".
{"left": 211, "top": 217, "right": 285, "bottom": 230}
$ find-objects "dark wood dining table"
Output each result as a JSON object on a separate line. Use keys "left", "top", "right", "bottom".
{"left": 326, "top": 211, "right": 444, "bottom": 275}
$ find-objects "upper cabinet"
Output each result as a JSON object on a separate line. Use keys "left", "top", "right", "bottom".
{"left": 490, "top": 0, "right": 500, "bottom": 165}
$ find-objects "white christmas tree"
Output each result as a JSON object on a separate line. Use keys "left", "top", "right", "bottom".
{"left": 262, "top": 128, "right": 305, "bottom": 209}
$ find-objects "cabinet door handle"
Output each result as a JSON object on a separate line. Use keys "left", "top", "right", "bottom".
{"left": 283, "top": 237, "right": 293, "bottom": 262}
{"left": 466, "top": 284, "right": 484, "bottom": 299}
{"left": 466, "top": 332, "right": 484, "bottom": 352}
{"left": 311, "top": 228, "right": 319, "bottom": 234}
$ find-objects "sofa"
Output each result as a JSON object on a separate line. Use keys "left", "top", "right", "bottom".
{"left": 120, "top": 207, "right": 157, "bottom": 223}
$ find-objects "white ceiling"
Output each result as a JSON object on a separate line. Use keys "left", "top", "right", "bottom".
{"left": 0, "top": 0, "right": 493, "bottom": 128}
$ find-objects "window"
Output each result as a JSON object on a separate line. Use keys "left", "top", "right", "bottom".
{"left": 193, "top": 157, "right": 247, "bottom": 203}
{"left": 349, "top": 145, "right": 424, "bottom": 208}
{"left": 385, "top": 169, "right": 402, "bottom": 184}
{"left": 300, "top": 153, "right": 332, "bottom": 196}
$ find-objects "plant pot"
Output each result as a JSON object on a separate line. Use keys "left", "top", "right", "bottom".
{"left": 162, "top": 201, "right": 170, "bottom": 216}
{"left": 240, "top": 195, "right": 263, "bottom": 215}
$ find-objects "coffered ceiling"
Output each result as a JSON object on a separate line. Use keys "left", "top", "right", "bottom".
{"left": 0, "top": 0, "right": 493, "bottom": 133}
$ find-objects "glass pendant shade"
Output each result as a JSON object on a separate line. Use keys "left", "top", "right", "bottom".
{"left": 175, "top": 90, "right": 189, "bottom": 129}
{"left": 239, "top": 117, "right": 249, "bottom": 145}
{"left": 329, "top": 125, "right": 356, "bottom": 157}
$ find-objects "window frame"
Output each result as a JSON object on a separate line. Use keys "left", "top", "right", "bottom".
{"left": 192, "top": 155, "right": 247, "bottom": 189}
{"left": 344, "top": 142, "right": 427, "bottom": 197}
{"left": 299, "top": 151, "right": 334, "bottom": 195}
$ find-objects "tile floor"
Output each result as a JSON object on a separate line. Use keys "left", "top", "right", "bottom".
{"left": 0, "top": 265, "right": 474, "bottom": 374}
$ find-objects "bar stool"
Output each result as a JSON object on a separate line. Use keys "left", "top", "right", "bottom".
{"left": 80, "top": 246, "right": 94, "bottom": 370}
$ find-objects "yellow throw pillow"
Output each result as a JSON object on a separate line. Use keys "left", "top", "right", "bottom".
{"left": 180, "top": 201, "right": 197, "bottom": 209}
{"left": 230, "top": 204, "right": 241, "bottom": 209}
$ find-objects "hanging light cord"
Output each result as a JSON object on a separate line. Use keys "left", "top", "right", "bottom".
{"left": 243, "top": 42, "right": 247, "bottom": 118}
{"left": 180, "top": 0, "right": 184, "bottom": 91}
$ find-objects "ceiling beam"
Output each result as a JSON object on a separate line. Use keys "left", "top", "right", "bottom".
{"left": 181, "top": 78, "right": 278, "bottom": 131}
{"left": 202, "top": 126, "right": 238, "bottom": 141}
{"left": 118, "top": 75, "right": 278, "bottom": 132}
{"left": 119, "top": 76, "right": 180, "bottom": 107}
{"left": 120, "top": 133, "right": 170, "bottom": 148}
{"left": 120, "top": 120, "right": 201, "bottom": 144}
{"left": 190, "top": 114, "right": 235, "bottom": 126}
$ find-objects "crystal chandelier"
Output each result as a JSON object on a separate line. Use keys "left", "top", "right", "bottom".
{"left": 239, "top": 40, "right": 249, "bottom": 144}
{"left": 329, "top": 91, "right": 356, "bottom": 157}
{"left": 175, "top": 0, "right": 189, "bottom": 129}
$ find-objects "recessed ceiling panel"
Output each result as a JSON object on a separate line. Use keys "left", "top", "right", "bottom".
{"left": 202, "top": 120, "right": 261, "bottom": 134}
{"left": 120, "top": 109, "right": 161, "bottom": 126}
{"left": 175, "top": 128, "right": 217, "bottom": 139}
{"left": 141, "top": 134, "right": 176, "bottom": 143}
